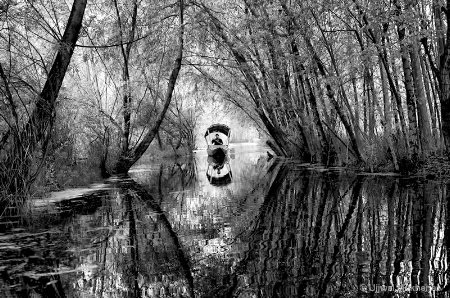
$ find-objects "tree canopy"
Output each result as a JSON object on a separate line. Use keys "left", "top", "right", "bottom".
{"left": 2, "top": 0, "right": 450, "bottom": 197}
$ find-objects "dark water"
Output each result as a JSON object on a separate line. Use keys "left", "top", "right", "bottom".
{"left": 1, "top": 144, "right": 449, "bottom": 297}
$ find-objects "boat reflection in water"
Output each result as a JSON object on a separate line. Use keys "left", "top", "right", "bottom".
{"left": 2, "top": 150, "right": 450, "bottom": 297}
{"left": 206, "top": 155, "right": 232, "bottom": 186}
{"left": 204, "top": 123, "right": 235, "bottom": 187}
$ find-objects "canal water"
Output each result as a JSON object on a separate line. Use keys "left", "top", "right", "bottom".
{"left": 0, "top": 144, "right": 449, "bottom": 297}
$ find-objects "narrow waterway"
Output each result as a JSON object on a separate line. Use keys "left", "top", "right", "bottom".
{"left": 0, "top": 144, "right": 449, "bottom": 297}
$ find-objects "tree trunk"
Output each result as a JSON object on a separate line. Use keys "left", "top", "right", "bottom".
{"left": 299, "top": 29, "right": 363, "bottom": 164}
{"left": 351, "top": 0, "right": 410, "bottom": 155}
{"left": 114, "top": 0, "right": 138, "bottom": 153}
{"left": 302, "top": 71, "right": 329, "bottom": 163}
{"left": 395, "top": 1, "right": 420, "bottom": 157}
{"left": 2, "top": 0, "right": 87, "bottom": 192}
{"left": 363, "top": 76, "right": 368, "bottom": 134}
{"left": 434, "top": 0, "right": 445, "bottom": 71}
{"left": 289, "top": 36, "right": 325, "bottom": 162}
{"left": 205, "top": 5, "right": 290, "bottom": 157}
{"left": 389, "top": 53, "right": 409, "bottom": 147}
{"left": 380, "top": 56, "right": 399, "bottom": 171}
{"left": 325, "top": 85, "right": 364, "bottom": 164}
{"left": 440, "top": 1, "right": 450, "bottom": 150}
{"left": 364, "top": 68, "right": 375, "bottom": 139}
{"left": 113, "top": 0, "right": 185, "bottom": 173}
{"left": 421, "top": 55, "right": 438, "bottom": 147}
{"left": 352, "top": 75, "right": 361, "bottom": 143}
{"left": 410, "top": 43, "right": 432, "bottom": 153}
{"left": 441, "top": 55, "right": 450, "bottom": 149}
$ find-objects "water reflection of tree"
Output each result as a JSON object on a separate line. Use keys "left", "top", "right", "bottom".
{"left": 3, "top": 164, "right": 450, "bottom": 297}
{"left": 0, "top": 190, "right": 110, "bottom": 298}
{"left": 0, "top": 176, "right": 197, "bottom": 297}
{"left": 204, "top": 169, "right": 449, "bottom": 298}
{"left": 130, "top": 156, "right": 198, "bottom": 205}
{"left": 92, "top": 176, "right": 196, "bottom": 298}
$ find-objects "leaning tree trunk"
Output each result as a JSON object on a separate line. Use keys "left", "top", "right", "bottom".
{"left": 421, "top": 56, "right": 438, "bottom": 146}
{"left": 441, "top": 55, "right": 450, "bottom": 150}
{"left": 302, "top": 70, "right": 329, "bottom": 163}
{"left": 113, "top": 0, "right": 185, "bottom": 173}
{"left": 1, "top": 0, "right": 87, "bottom": 193}
{"left": 325, "top": 85, "right": 364, "bottom": 164}
{"left": 379, "top": 56, "right": 399, "bottom": 171}
{"left": 394, "top": 0, "right": 420, "bottom": 156}
{"left": 410, "top": 42, "right": 433, "bottom": 153}
{"left": 299, "top": 29, "right": 364, "bottom": 164}
{"left": 352, "top": 0, "right": 411, "bottom": 156}
{"left": 205, "top": 5, "right": 291, "bottom": 157}
{"left": 440, "top": 0, "right": 450, "bottom": 151}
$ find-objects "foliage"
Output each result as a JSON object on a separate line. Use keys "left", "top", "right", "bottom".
{"left": 4, "top": 0, "right": 450, "bottom": 205}
{"left": 184, "top": 0, "right": 449, "bottom": 172}
{"left": 0, "top": 0, "right": 87, "bottom": 206}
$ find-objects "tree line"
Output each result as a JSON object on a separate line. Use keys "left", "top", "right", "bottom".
{"left": 0, "top": 0, "right": 185, "bottom": 197}
{"left": 192, "top": 0, "right": 450, "bottom": 172}
{"left": 2, "top": 0, "right": 450, "bottom": 198}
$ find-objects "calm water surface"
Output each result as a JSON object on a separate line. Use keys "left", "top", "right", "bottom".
{"left": 1, "top": 144, "right": 449, "bottom": 297}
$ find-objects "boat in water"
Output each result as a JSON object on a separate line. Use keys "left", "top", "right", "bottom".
{"left": 204, "top": 123, "right": 231, "bottom": 159}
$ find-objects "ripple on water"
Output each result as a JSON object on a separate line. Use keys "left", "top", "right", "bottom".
{"left": 1, "top": 147, "right": 449, "bottom": 297}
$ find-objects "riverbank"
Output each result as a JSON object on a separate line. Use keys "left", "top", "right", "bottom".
{"left": 349, "top": 154, "right": 450, "bottom": 180}
{"left": 44, "top": 143, "right": 450, "bottom": 194}
{"left": 265, "top": 147, "right": 450, "bottom": 180}
{"left": 413, "top": 155, "right": 450, "bottom": 179}
{"left": 50, "top": 144, "right": 192, "bottom": 191}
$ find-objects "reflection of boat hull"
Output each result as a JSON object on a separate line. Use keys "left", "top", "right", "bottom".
{"left": 207, "top": 155, "right": 229, "bottom": 166}
{"left": 206, "top": 172, "right": 232, "bottom": 186}
{"left": 207, "top": 145, "right": 228, "bottom": 158}
{"left": 206, "top": 152, "right": 232, "bottom": 186}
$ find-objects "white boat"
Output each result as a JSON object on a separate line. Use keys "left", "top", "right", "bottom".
{"left": 204, "top": 124, "right": 231, "bottom": 158}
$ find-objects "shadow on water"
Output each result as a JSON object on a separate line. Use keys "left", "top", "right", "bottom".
{"left": 1, "top": 147, "right": 450, "bottom": 297}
